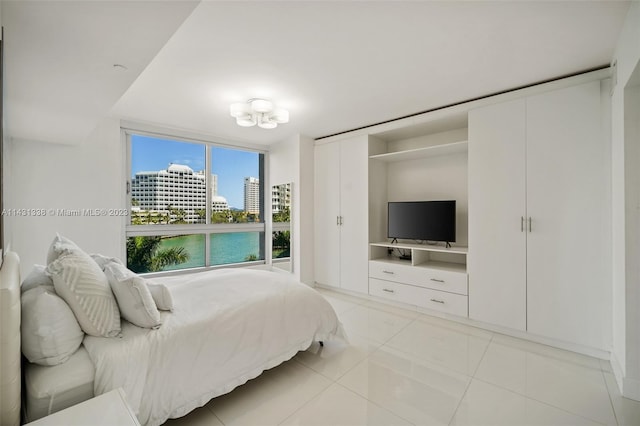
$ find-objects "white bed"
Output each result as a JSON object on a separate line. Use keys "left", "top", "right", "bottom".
{"left": 0, "top": 251, "right": 21, "bottom": 426}
{"left": 15, "top": 260, "right": 343, "bottom": 425}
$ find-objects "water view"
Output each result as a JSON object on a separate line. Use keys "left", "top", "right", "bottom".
{"left": 158, "top": 233, "right": 263, "bottom": 271}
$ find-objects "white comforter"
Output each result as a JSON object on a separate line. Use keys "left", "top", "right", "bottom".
{"left": 83, "top": 268, "right": 343, "bottom": 426}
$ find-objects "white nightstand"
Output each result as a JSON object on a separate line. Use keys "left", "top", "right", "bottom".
{"left": 25, "top": 388, "right": 140, "bottom": 426}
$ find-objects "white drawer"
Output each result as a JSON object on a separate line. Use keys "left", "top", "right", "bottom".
{"left": 369, "top": 278, "right": 468, "bottom": 317}
{"left": 419, "top": 267, "right": 468, "bottom": 295}
{"left": 369, "top": 261, "right": 468, "bottom": 295}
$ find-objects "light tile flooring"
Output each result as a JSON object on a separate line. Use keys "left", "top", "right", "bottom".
{"left": 165, "top": 288, "right": 640, "bottom": 426}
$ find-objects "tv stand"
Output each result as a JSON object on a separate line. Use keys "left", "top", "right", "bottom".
{"left": 368, "top": 241, "right": 468, "bottom": 317}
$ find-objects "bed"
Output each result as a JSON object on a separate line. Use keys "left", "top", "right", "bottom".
{"left": 2, "top": 244, "right": 344, "bottom": 426}
{"left": 0, "top": 251, "right": 21, "bottom": 426}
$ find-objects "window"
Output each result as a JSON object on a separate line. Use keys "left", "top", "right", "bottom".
{"left": 272, "top": 183, "right": 291, "bottom": 262}
{"left": 126, "top": 132, "right": 265, "bottom": 273}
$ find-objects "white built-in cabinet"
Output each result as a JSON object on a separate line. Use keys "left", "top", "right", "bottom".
{"left": 312, "top": 70, "right": 610, "bottom": 355}
{"left": 468, "top": 81, "right": 609, "bottom": 350}
{"left": 314, "top": 135, "right": 369, "bottom": 294}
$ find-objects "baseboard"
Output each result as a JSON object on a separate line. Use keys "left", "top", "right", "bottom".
{"left": 610, "top": 352, "right": 640, "bottom": 401}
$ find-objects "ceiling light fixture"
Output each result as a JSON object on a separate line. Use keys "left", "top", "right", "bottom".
{"left": 230, "top": 99, "right": 289, "bottom": 129}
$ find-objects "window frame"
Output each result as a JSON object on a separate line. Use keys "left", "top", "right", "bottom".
{"left": 123, "top": 126, "right": 271, "bottom": 275}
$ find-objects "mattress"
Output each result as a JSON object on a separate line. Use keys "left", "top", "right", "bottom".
{"left": 24, "top": 346, "right": 95, "bottom": 422}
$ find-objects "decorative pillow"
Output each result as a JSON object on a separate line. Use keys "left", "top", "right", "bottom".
{"left": 46, "top": 233, "right": 81, "bottom": 265}
{"left": 21, "top": 265, "right": 55, "bottom": 294}
{"left": 47, "top": 250, "right": 121, "bottom": 337}
{"left": 90, "top": 253, "right": 124, "bottom": 270}
{"left": 21, "top": 287, "right": 84, "bottom": 366}
{"left": 104, "top": 263, "right": 162, "bottom": 329}
{"left": 146, "top": 282, "right": 174, "bottom": 311}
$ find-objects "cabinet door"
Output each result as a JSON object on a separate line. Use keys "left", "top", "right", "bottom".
{"left": 339, "top": 135, "right": 369, "bottom": 294}
{"left": 468, "top": 99, "right": 527, "bottom": 331}
{"left": 526, "top": 81, "right": 607, "bottom": 349}
{"left": 314, "top": 142, "right": 341, "bottom": 288}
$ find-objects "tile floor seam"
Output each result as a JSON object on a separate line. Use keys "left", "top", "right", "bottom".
{"left": 332, "top": 380, "right": 418, "bottom": 426}
{"left": 204, "top": 404, "right": 226, "bottom": 426}
{"left": 471, "top": 376, "right": 610, "bottom": 426}
{"left": 446, "top": 371, "right": 474, "bottom": 426}
{"left": 470, "top": 329, "right": 496, "bottom": 378}
{"left": 601, "top": 368, "right": 621, "bottom": 426}
{"left": 446, "top": 333, "right": 493, "bottom": 425}
{"left": 274, "top": 379, "right": 338, "bottom": 426}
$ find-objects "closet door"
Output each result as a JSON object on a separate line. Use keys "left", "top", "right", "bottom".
{"left": 314, "top": 141, "right": 341, "bottom": 288}
{"left": 339, "top": 135, "right": 369, "bottom": 294}
{"left": 468, "top": 99, "right": 527, "bottom": 331}
{"left": 526, "top": 81, "right": 607, "bottom": 349}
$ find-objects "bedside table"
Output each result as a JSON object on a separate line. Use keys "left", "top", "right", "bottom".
{"left": 25, "top": 388, "right": 140, "bottom": 426}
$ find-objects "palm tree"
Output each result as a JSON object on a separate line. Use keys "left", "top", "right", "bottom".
{"left": 126, "top": 236, "right": 189, "bottom": 273}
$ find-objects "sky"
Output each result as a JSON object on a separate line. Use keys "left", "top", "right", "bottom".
{"left": 131, "top": 134, "right": 260, "bottom": 209}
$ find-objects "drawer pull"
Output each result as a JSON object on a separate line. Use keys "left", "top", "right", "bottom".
{"left": 430, "top": 298, "right": 445, "bottom": 304}
{"left": 382, "top": 288, "right": 395, "bottom": 293}
{"left": 382, "top": 270, "right": 395, "bottom": 275}
{"left": 430, "top": 278, "right": 445, "bottom": 283}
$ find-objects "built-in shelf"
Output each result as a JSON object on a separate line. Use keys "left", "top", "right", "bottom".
{"left": 370, "top": 241, "right": 468, "bottom": 255}
{"left": 370, "top": 256, "right": 467, "bottom": 273}
{"left": 369, "top": 141, "right": 468, "bottom": 162}
{"left": 368, "top": 241, "right": 469, "bottom": 317}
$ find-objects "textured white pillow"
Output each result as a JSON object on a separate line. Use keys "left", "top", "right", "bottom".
{"left": 21, "top": 265, "right": 55, "bottom": 294}
{"left": 146, "top": 282, "right": 174, "bottom": 311}
{"left": 47, "top": 251, "right": 121, "bottom": 337}
{"left": 21, "top": 287, "right": 84, "bottom": 366}
{"left": 90, "top": 253, "right": 125, "bottom": 270}
{"left": 46, "top": 233, "right": 81, "bottom": 265}
{"left": 104, "top": 263, "right": 162, "bottom": 329}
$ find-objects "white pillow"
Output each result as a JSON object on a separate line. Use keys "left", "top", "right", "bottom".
{"left": 104, "top": 263, "right": 162, "bottom": 329}
{"left": 90, "top": 253, "right": 124, "bottom": 270}
{"left": 46, "top": 233, "right": 81, "bottom": 265}
{"left": 47, "top": 250, "right": 121, "bottom": 337}
{"left": 21, "top": 287, "right": 84, "bottom": 366}
{"left": 21, "top": 265, "right": 55, "bottom": 294}
{"left": 146, "top": 282, "right": 174, "bottom": 311}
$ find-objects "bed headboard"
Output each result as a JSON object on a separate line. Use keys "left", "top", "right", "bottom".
{"left": 0, "top": 251, "right": 21, "bottom": 426}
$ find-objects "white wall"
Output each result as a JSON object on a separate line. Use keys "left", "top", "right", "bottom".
{"left": 386, "top": 152, "right": 468, "bottom": 246}
{"left": 610, "top": 0, "right": 640, "bottom": 400}
{"left": 5, "top": 118, "right": 124, "bottom": 277}
{"left": 270, "top": 134, "right": 315, "bottom": 285}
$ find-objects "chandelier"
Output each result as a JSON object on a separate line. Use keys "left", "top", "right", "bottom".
{"left": 229, "top": 99, "right": 289, "bottom": 129}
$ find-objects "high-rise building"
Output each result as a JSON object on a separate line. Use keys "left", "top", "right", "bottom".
{"left": 131, "top": 164, "right": 223, "bottom": 223}
{"left": 244, "top": 177, "right": 260, "bottom": 214}
{"left": 272, "top": 183, "right": 291, "bottom": 214}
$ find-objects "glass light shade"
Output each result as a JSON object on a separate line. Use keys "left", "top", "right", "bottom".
{"left": 270, "top": 109, "right": 289, "bottom": 124}
{"left": 236, "top": 116, "right": 257, "bottom": 127}
{"left": 251, "top": 99, "right": 273, "bottom": 113}
{"left": 230, "top": 102, "right": 251, "bottom": 118}
{"left": 258, "top": 120, "right": 277, "bottom": 129}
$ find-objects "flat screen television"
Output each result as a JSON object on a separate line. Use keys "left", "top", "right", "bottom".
{"left": 388, "top": 200, "right": 456, "bottom": 245}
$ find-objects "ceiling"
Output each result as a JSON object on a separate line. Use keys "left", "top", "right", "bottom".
{"left": 3, "top": 1, "right": 631, "bottom": 146}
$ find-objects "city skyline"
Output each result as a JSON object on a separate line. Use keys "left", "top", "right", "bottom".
{"left": 131, "top": 134, "right": 260, "bottom": 209}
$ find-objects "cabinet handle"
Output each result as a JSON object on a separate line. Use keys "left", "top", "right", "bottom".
{"left": 521, "top": 216, "right": 524, "bottom": 232}
{"left": 528, "top": 217, "right": 532, "bottom": 233}
{"left": 430, "top": 298, "right": 445, "bottom": 304}
{"left": 340, "top": 216, "right": 344, "bottom": 225}
{"left": 383, "top": 288, "right": 395, "bottom": 293}
{"left": 382, "top": 270, "right": 395, "bottom": 275}
{"left": 430, "top": 278, "right": 445, "bottom": 283}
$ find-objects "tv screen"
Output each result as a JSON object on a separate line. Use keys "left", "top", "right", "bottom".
{"left": 388, "top": 201, "right": 456, "bottom": 243}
